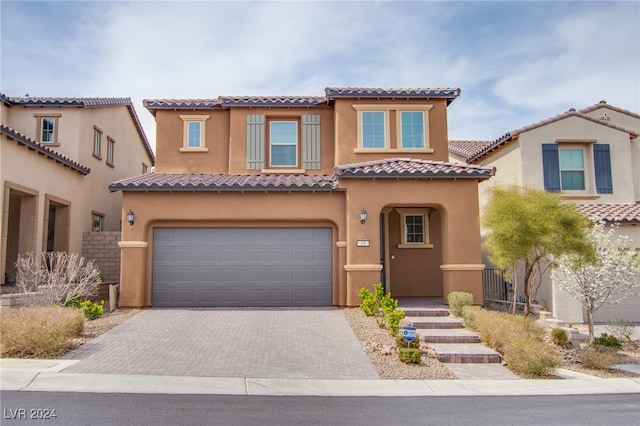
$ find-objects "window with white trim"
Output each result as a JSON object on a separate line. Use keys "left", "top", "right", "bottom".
{"left": 400, "top": 111, "right": 425, "bottom": 149}
{"left": 106, "top": 137, "right": 115, "bottom": 167}
{"left": 269, "top": 121, "right": 298, "bottom": 167}
{"left": 559, "top": 148, "right": 585, "bottom": 190}
{"left": 179, "top": 115, "right": 210, "bottom": 152}
{"left": 361, "top": 111, "right": 386, "bottom": 149}
{"left": 35, "top": 115, "right": 60, "bottom": 144}
{"left": 396, "top": 208, "right": 433, "bottom": 249}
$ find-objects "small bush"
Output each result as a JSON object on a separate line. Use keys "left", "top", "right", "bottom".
{"left": 461, "top": 305, "right": 481, "bottom": 330}
{"left": 581, "top": 348, "right": 616, "bottom": 370}
{"left": 550, "top": 328, "right": 569, "bottom": 346}
{"left": 504, "top": 339, "right": 559, "bottom": 377}
{"left": 605, "top": 320, "right": 636, "bottom": 346}
{"left": 387, "top": 310, "right": 405, "bottom": 336}
{"left": 80, "top": 300, "right": 104, "bottom": 320}
{"left": 591, "top": 333, "right": 622, "bottom": 351}
{"left": 398, "top": 348, "right": 422, "bottom": 364}
{"left": 447, "top": 291, "right": 474, "bottom": 317}
{"left": 395, "top": 333, "right": 420, "bottom": 349}
{"left": 359, "top": 286, "right": 379, "bottom": 316}
{"left": 0, "top": 306, "right": 84, "bottom": 358}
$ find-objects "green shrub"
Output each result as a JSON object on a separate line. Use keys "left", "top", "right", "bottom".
{"left": 591, "top": 333, "right": 622, "bottom": 351}
{"left": 461, "top": 305, "right": 481, "bottom": 330}
{"left": 395, "top": 333, "right": 420, "bottom": 349}
{"left": 448, "top": 291, "right": 474, "bottom": 317}
{"left": 398, "top": 348, "right": 422, "bottom": 364}
{"left": 80, "top": 300, "right": 104, "bottom": 320}
{"left": 550, "top": 328, "right": 569, "bottom": 346}
{"left": 359, "top": 286, "right": 380, "bottom": 316}
{"left": 581, "top": 348, "right": 616, "bottom": 370}
{"left": 60, "top": 292, "right": 82, "bottom": 308}
{"left": 387, "top": 310, "right": 405, "bottom": 336}
{"left": 0, "top": 306, "right": 84, "bottom": 358}
{"left": 504, "top": 339, "right": 559, "bottom": 377}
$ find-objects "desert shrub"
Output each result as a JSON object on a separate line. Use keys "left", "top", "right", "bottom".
{"left": 359, "top": 286, "right": 380, "bottom": 316}
{"left": 395, "top": 333, "right": 420, "bottom": 349}
{"left": 447, "top": 291, "right": 474, "bottom": 317}
{"left": 80, "top": 300, "right": 104, "bottom": 320}
{"left": 503, "top": 339, "right": 559, "bottom": 377}
{"left": 605, "top": 320, "right": 637, "bottom": 346}
{"left": 387, "top": 310, "right": 405, "bottom": 336}
{"left": 581, "top": 348, "right": 616, "bottom": 370}
{"left": 359, "top": 283, "right": 403, "bottom": 332}
{"left": 398, "top": 348, "right": 422, "bottom": 364}
{"left": 0, "top": 306, "right": 84, "bottom": 358}
{"left": 461, "top": 305, "right": 481, "bottom": 330}
{"left": 550, "top": 328, "right": 569, "bottom": 346}
{"left": 591, "top": 333, "right": 622, "bottom": 351}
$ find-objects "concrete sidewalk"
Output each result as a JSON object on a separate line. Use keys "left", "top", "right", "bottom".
{"left": 1, "top": 359, "right": 639, "bottom": 396}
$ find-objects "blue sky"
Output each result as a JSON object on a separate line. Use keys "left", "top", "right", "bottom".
{"left": 1, "top": 1, "right": 639, "bottom": 151}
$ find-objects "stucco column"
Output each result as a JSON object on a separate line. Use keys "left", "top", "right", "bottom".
{"left": 117, "top": 241, "right": 148, "bottom": 307}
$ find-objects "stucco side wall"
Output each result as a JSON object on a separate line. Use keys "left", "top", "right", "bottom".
{"left": 477, "top": 140, "right": 523, "bottom": 221}
{"left": 118, "top": 191, "right": 346, "bottom": 307}
{"left": 518, "top": 116, "right": 636, "bottom": 204}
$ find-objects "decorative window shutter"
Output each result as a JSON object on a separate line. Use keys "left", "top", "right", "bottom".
{"left": 542, "top": 144, "right": 561, "bottom": 192}
{"left": 593, "top": 144, "right": 613, "bottom": 194}
{"left": 302, "top": 114, "right": 321, "bottom": 170}
{"left": 246, "top": 114, "right": 265, "bottom": 170}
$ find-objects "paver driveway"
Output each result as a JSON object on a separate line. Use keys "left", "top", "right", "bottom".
{"left": 62, "top": 308, "right": 379, "bottom": 380}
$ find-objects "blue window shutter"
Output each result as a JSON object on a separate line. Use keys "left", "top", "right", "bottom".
{"left": 542, "top": 144, "right": 560, "bottom": 192}
{"left": 302, "top": 114, "right": 321, "bottom": 170}
{"left": 246, "top": 114, "right": 265, "bottom": 170}
{"left": 594, "top": 144, "right": 613, "bottom": 194}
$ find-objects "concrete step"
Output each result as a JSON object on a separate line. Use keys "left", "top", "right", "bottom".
{"left": 445, "top": 364, "right": 520, "bottom": 380}
{"left": 406, "top": 316, "right": 464, "bottom": 329}
{"left": 417, "top": 328, "right": 480, "bottom": 343}
{"left": 429, "top": 343, "right": 501, "bottom": 364}
{"left": 400, "top": 307, "right": 450, "bottom": 317}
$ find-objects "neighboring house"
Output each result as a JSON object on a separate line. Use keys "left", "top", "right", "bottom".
{"left": 449, "top": 101, "right": 640, "bottom": 324}
{"left": 1, "top": 94, "right": 155, "bottom": 285}
{"left": 109, "top": 87, "right": 495, "bottom": 308}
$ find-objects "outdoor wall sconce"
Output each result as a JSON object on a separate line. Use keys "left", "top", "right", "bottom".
{"left": 126, "top": 210, "right": 135, "bottom": 226}
{"left": 360, "top": 209, "right": 368, "bottom": 224}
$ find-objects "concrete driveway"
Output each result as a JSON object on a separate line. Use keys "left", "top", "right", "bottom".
{"left": 62, "top": 308, "right": 379, "bottom": 380}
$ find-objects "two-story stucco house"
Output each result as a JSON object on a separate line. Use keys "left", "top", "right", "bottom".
{"left": 1, "top": 95, "right": 155, "bottom": 285}
{"left": 109, "top": 87, "right": 495, "bottom": 308}
{"left": 449, "top": 101, "right": 640, "bottom": 323}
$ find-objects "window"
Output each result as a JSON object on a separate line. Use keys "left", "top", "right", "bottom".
{"left": 92, "top": 212, "right": 104, "bottom": 232}
{"left": 179, "top": 115, "right": 210, "bottom": 152}
{"left": 559, "top": 149, "right": 585, "bottom": 190}
{"left": 93, "top": 127, "right": 102, "bottom": 158}
{"left": 396, "top": 208, "right": 433, "bottom": 249}
{"left": 106, "top": 137, "right": 115, "bottom": 167}
{"left": 269, "top": 121, "right": 298, "bottom": 167}
{"left": 35, "top": 115, "right": 60, "bottom": 144}
{"left": 361, "top": 111, "right": 386, "bottom": 149}
{"left": 400, "top": 111, "right": 425, "bottom": 149}
{"left": 142, "top": 163, "right": 149, "bottom": 174}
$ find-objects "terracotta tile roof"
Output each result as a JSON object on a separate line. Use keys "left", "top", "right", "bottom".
{"left": 579, "top": 100, "right": 640, "bottom": 120}
{"left": 143, "top": 99, "right": 220, "bottom": 109}
{"left": 6, "top": 96, "right": 155, "bottom": 164}
{"left": 448, "top": 140, "right": 493, "bottom": 159}
{"left": 467, "top": 110, "right": 639, "bottom": 163}
{"left": 333, "top": 158, "right": 495, "bottom": 179}
{"left": 109, "top": 173, "right": 337, "bottom": 192}
{"left": 325, "top": 87, "right": 461, "bottom": 102}
{"left": 1, "top": 124, "right": 90, "bottom": 175}
{"left": 574, "top": 203, "right": 640, "bottom": 224}
{"left": 219, "top": 96, "right": 327, "bottom": 107}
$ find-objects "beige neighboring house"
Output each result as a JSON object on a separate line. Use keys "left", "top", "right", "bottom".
{"left": 1, "top": 94, "right": 155, "bottom": 285}
{"left": 450, "top": 101, "right": 640, "bottom": 324}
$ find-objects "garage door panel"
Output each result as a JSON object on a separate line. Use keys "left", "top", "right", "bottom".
{"left": 153, "top": 228, "right": 332, "bottom": 307}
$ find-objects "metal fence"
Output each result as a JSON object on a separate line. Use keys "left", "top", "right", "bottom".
{"left": 482, "top": 268, "right": 510, "bottom": 302}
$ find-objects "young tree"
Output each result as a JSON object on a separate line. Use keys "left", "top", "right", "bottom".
{"left": 553, "top": 220, "right": 640, "bottom": 342}
{"left": 481, "top": 186, "right": 593, "bottom": 316}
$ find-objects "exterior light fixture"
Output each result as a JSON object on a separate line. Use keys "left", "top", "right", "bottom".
{"left": 127, "top": 210, "right": 135, "bottom": 225}
{"left": 360, "top": 209, "right": 368, "bottom": 224}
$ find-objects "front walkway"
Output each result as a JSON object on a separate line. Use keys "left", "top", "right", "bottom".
{"left": 62, "top": 308, "right": 379, "bottom": 380}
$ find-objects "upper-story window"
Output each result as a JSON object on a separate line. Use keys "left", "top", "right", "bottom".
{"left": 542, "top": 142, "right": 612, "bottom": 195}
{"left": 142, "top": 163, "right": 149, "bottom": 174}
{"left": 179, "top": 115, "right": 210, "bottom": 152}
{"left": 93, "top": 126, "right": 102, "bottom": 159}
{"left": 559, "top": 148, "right": 585, "bottom": 190}
{"left": 106, "top": 137, "right": 115, "bottom": 167}
{"left": 353, "top": 105, "right": 432, "bottom": 153}
{"left": 35, "top": 114, "right": 61, "bottom": 145}
{"left": 269, "top": 121, "right": 298, "bottom": 167}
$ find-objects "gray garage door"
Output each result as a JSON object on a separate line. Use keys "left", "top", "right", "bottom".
{"left": 152, "top": 228, "right": 332, "bottom": 307}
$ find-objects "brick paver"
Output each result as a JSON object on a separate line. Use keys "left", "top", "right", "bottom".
{"left": 62, "top": 308, "right": 379, "bottom": 380}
